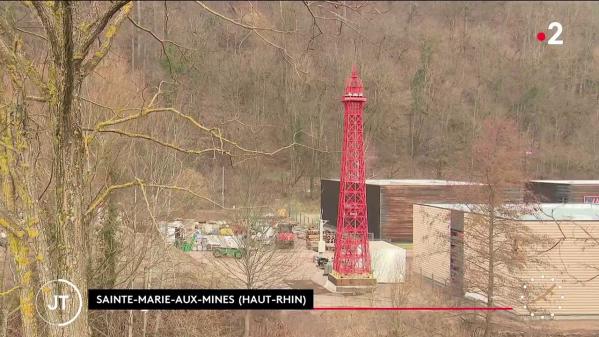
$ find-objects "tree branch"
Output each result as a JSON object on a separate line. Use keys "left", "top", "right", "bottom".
{"left": 195, "top": 1, "right": 305, "bottom": 76}
{"left": 30, "top": 1, "right": 61, "bottom": 66}
{"left": 0, "top": 286, "right": 20, "bottom": 297}
{"left": 95, "top": 106, "right": 307, "bottom": 156}
{"left": 0, "top": 27, "right": 46, "bottom": 91}
{"left": 127, "top": 15, "right": 190, "bottom": 51}
{"left": 81, "top": 2, "right": 132, "bottom": 75}
{"left": 60, "top": 1, "right": 75, "bottom": 116}
{"left": 85, "top": 179, "right": 267, "bottom": 218}
{"left": 77, "top": 0, "right": 130, "bottom": 64}
{"left": 85, "top": 181, "right": 138, "bottom": 217}
{"left": 87, "top": 127, "right": 232, "bottom": 158}
{"left": 195, "top": 1, "right": 295, "bottom": 34}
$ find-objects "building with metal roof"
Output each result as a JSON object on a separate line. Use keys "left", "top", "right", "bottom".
{"left": 321, "top": 179, "right": 521, "bottom": 242}
{"left": 421, "top": 203, "right": 599, "bottom": 221}
{"left": 526, "top": 180, "right": 599, "bottom": 204}
{"left": 413, "top": 202, "right": 599, "bottom": 319}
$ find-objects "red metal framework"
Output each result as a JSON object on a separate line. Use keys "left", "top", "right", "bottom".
{"left": 333, "top": 66, "right": 371, "bottom": 276}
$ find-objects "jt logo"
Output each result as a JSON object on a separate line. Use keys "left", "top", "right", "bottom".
{"left": 47, "top": 294, "right": 70, "bottom": 311}
{"left": 36, "top": 279, "right": 83, "bottom": 326}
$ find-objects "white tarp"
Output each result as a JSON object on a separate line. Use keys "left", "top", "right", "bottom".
{"left": 159, "top": 221, "right": 183, "bottom": 244}
{"left": 465, "top": 292, "right": 488, "bottom": 304}
{"left": 369, "top": 241, "right": 406, "bottom": 283}
{"left": 204, "top": 235, "right": 240, "bottom": 249}
{"left": 220, "top": 236, "right": 240, "bottom": 249}
{"left": 205, "top": 235, "right": 222, "bottom": 247}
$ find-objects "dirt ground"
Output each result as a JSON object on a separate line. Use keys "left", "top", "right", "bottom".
{"left": 188, "top": 238, "right": 599, "bottom": 336}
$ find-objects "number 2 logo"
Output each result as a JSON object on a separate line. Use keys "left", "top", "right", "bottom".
{"left": 547, "top": 22, "right": 563, "bottom": 45}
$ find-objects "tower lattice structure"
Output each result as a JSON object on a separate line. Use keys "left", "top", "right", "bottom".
{"left": 333, "top": 66, "right": 371, "bottom": 276}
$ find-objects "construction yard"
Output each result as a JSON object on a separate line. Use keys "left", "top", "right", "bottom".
{"left": 168, "top": 224, "right": 599, "bottom": 337}
{"left": 158, "top": 215, "right": 408, "bottom": 307}
{"left": 152, "top": 179, "right": 599, "bottom": 336}
{"left": 188, "top": 238, "right": 409, "bottom": 308}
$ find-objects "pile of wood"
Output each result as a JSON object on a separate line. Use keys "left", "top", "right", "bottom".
{"left": 305, "top": 228, "right": 335, "bottom": 251}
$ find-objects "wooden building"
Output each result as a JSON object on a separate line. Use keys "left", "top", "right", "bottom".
{"left": 413, "top": 203, "right": 599, "bottom": 318}
{"left": 526, "top": 180, "right": 599, "bottom": 204}
{"left": 320, "top": 179, "right": 499, "bottom": 242}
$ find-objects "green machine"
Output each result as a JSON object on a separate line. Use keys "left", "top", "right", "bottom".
{"left": 176, "top": 237, "right": 195, "bottom": 252}
{"left": 212, "top": 247, "right": 243, "bottom": 259}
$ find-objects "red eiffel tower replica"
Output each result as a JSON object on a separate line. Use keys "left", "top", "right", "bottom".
{"left": 328, "top": 66, "right": 376, "bottom": 290}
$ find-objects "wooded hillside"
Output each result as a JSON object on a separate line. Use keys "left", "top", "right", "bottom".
{"left": 98, "top": 1, "right": 599, "bottom": 209}
{"left": 0, "top": 2, "right": 598, "bottom": 337}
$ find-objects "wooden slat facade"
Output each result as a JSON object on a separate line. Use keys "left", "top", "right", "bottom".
{"left": 379, "top": 184, "right": 493, "bottom": 242}
{"left": 516, "top": 220, "right": 599, "bottom": 317}
{"left": 413, "top": 204, "right": 599, "bottom": 318}
{"left": 413, "top": 204, "right": 451, "bottom": 285}
{"left": 321, "top": 179, "right": 521, "bottom": 242}
{"left": 526, "top": 181, "right": 599, "bottom": 203}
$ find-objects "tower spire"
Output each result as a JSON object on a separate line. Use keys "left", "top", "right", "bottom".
{"left": 344, "top": 65, "right": 364, "bottom": 97}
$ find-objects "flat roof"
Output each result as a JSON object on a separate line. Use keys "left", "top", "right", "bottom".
{"left": 324, "top": 178, "right": 480, "bottom": 186}
{"left": 419, "top": 203, "right": 599, "bottom": 221}
{"left": 530, "top": 180, "right": 599, "bottom": 185}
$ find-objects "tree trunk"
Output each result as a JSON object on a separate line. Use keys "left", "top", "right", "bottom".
{"left": 152, "top": 267, "right": 164, "bottom": 336}
{"left": 127, "top": 310, "right": 134, "bottom": 337}
{"left": 243, "top": 309, "right": 251, "bottom": 337}
{"left": 142, "top": 267, "right": 150, "bottom": 337}
{"left": 0, "top": 308, "right": 6, "bottom": 337}
{"left": 49, "top": 3, "right": 90, "bottom": 336}
{"left": 483, "top": 208, "right": 495, "bottom": 337}
{"left": 0, "top": 106, "right": 39, "bottom": 337}
{"left": 52, "top": 94, "right": 90, "bottom": 337}
{"left": 8, "top": 235, "right": 38, "bottom": 337}
{"left": 0, "top": 251, "right": 7, "bottom": 337}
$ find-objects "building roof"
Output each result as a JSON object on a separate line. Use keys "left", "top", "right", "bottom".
{"left": 419, "top": 203, "right": 599, "bottom": 221}
{"left": 324, "top": 178, "right": 481, "bottom": 186}
{"left": 530, "top": 180, "right": 599, "bottom": 185}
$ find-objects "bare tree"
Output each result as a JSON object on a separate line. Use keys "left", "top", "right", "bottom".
{"left": 0, "top": 2, "right": 327, "bottom": 336}
{"left": 1, "top": 2, "right": 598, "bottom": 337}
{"left": 459, "top": 117, "right": 544, "bottom": 336}
{"left": 208, "top": 215, "right": 300, "bottom": 337}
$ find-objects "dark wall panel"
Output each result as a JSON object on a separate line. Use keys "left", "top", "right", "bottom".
{"left": 320, "top": 180, "right": 381, "bottom": 238}
{"left": 320, "top": 179, "right": 339, "bottom": 227}
{"left": 367, "top": 184, "right": 381, "bottom": 239}
{"left": 526, "top": 182, "right": 599, "bottom": 203}
{"left": 570, "top": 185, "right": 599, "bottom": 203}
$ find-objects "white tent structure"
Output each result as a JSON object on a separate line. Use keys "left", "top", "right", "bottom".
{"left": 159, "top": 220, "right": 184, "bottom": 244}
{"left": 369, "top": 241, "right": 406, "bottom": 283}
{"left": 204, "top": 235, "right": 240, "bottom": 250}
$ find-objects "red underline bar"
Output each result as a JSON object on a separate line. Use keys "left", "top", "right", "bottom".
{"left": 313, "top": 307, "right": 512, "bottom": 311}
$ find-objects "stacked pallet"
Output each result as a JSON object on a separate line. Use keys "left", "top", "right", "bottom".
{"left": 305, "top": 228, "right": 318, "bottom": 250}
{"left": 324, "top": 231, "right": 335, "bottom": 251}
{"left": 305, "top": 228, "right": 336, "bottom": 251}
